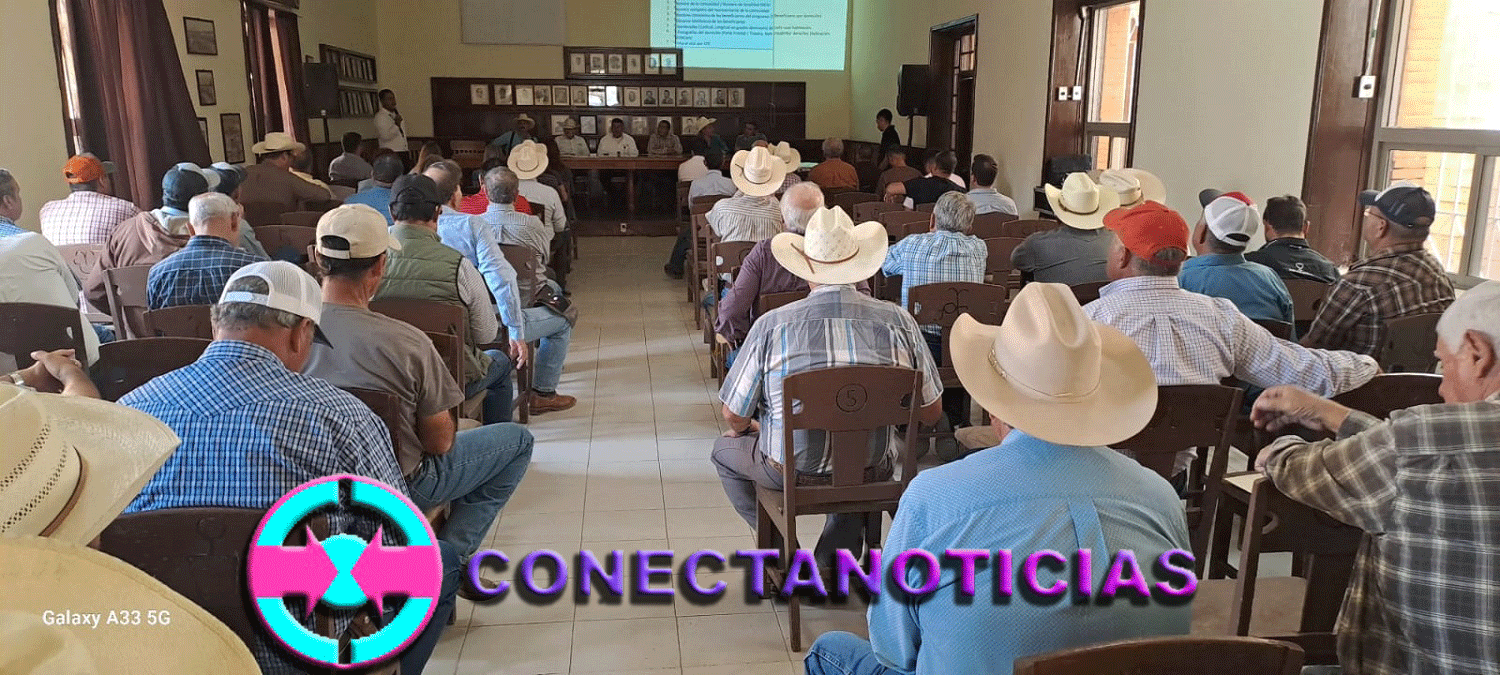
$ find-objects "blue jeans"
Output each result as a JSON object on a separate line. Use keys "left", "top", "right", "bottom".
{"left": 398, "top": 540, "right": 461, "bottom": 674}
{"left": 406, "top": 423, "right": 534, "bottom": 558}
{"left": 465, "top": 349, "right": 515, "bottom": 425}
{"left": 522, "top": 305, "right": 571, "bottom": 394}
{"left": 805, "top": 631, "right": 901, "bottom": 675}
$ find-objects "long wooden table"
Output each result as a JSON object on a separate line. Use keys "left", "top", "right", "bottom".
{"left": 565, "top": 155, "right": 684, "bottom": 217}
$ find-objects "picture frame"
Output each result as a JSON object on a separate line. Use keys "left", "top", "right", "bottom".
{"left": 551, "top": 115, "right": 571, "bottom": 136}
{"left": 533, "top": 85, "right": 551, "bottom": 106}
{"left": 589, "top": 53, "right": 606, "bottom": 74}
{"left": 626, "top": 54, "right": 642, "bottom": 74}
{"left": 681, "top": 116, "right": 699, "bottom": 135}
{"left": 678, "top": 88, "right": 692, "bottom": 107}
{"left": 552, "top": 85, "right": 570, "bottom": 107}
{"left": 580, "top": 116, "right": 597, "bottom": 135}
{"left": 662, "top": 53, "right": 678, "bottom": 70}
{"left": 470, "top": 84, "right": 490, "bottom": 105}
{"left": 658, "top": 88, "right": 676, "bottom": 107}
{"left": 642, "top": 88, "right": 657, "bottom": 106}
{"left": 622, "top": 87, "right": 640, "bottom": 107}
{"left": 645, "top": 54, "right": 660, "bottom": 75}
{"left": 183, "top": 17, "right": 217, "bottom": 55}
{"left": 729, "top": 88, "right": 745, "bottom": 107}
{"left": 494, "top": 84, "right": 513, "bottom": 106}
{"left": 570, "top": 53, "right": 587, "bottom": 75}
{"left": 630, "top": 117, "right": 650, "bottom": 135}
{"left": 588, "top": 86, "right": 607, "bottom": 107}
{"left": 605, "top": 86, "right": 620, "bottom": 106}
{"left": 571, "top": 85, "right": 587, "bottom": 107}
{"left": 693, "top": 88, "right": 710, "bottom": 107}
{"left": 198, "top": 117, "right": 209, "bottom": 149}
{"left": 194, "top": 70, "right": 216, "bottom": 106}
{"left": 712, "top": 88, "right": 727, "bottom": 107}
{"left": 220, "top": 113, "right": 244, "bottom": 163}
{"left": 516, "top": 85, "right": 534, "bottom": 106}
{"left": 607, "top": 54, "right": 624, "bottom": 74}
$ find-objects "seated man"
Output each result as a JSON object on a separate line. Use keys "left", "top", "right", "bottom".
{"left": 38, "top": 154, "right": 141, "bottom": 246}
{"left": 508, "top": 141, "right": 569, "bottom": 240}
{"left": 648, "top": 119, "right": 684, "bottom": 157}
{"left": 678, "top": 146, "right": 710, "bottom": 183}
{"left": 874, "top": 148, "right": 921, "bottom": 197}
{"left": 1253, "top": 281, "right": 1500, "bottom": 675}
{"left": 0, "top": 230, "right": 100, "bottom": 364}
{"left": 303, "top": 204, "right": 532, "bottom": 597}
{"left": 490, "top": 114, "right": 536, "bottom": 155}
{"left": 1246, "top": 194, "right": 1341, "bottom": 283}
{"left": 375, "top": 175, "right": 520, "bottom": 423}
{"left": 596, "top": 118, "right": 639, "bottom": 157}
{"left": 1095, "top": 167, "right": 1166, "bottom": 210}
{"left": 1303, "top": 182, "right": 1455, "bottom": 356}
{"left": 807, "top": 283, "right": 1192, "bottom": 675}
{"left": 1084, "top": 201, "right": 1378, "bottom": 483}
{"left": 327, "top": 131, "right": 373, "bottom": 184}
{"left": 343, "top": 152, "right": 405, "bottom": 224}
{"left": 709, "top": 146, "right": 787, "bottom": 243}
{"left": 884, "top": 150, "right": 963, "bottom": 206}
{"left": 734, "top": 121, "right": 768, "bottom": 151}
{"left": 965, "top": 154, "right": 1018, "bottom": 216}
{"left": 714, "top": 206, "right": 942, "bottom": 566}
{"left": 481, "top": 166, "right": 554, "bottom": 286}
{"left": 556, "top": 118, "right": 590, "bottom": 157}
{"left": 147, "top": 193, "right": 266, "bottom": 309}
{"left": 121, "top": 261, "right": 457, "bottom": 674}
{"left": 1181, "top": 190, "right": 1295, "bottom": 327}
{"left": 807, "top": 138, "right": 859, "bottom": 190}
{"left": 1011, "top": 172, "right": 1121, "bottom": 285}
{"left": 238, "top": 132, "right": 334, "bottom": 213}
{"left": 664, "top": 149, "right": 740, "bottom": 278}
{"left": 881, "top": 192, "right": 987, "bottom": 429}
{"left": 0, "top": 169, "right": 25, "bottom": 238}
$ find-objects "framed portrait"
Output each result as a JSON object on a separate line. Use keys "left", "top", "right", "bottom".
{"left": 551, "top": 114, "right": 571, "bottom": 136}
{"left": 622, "top": 87, "right": 640, "bottom": 107}
{"left": 681, "top": 116, "right": 699, "bottom": 135}
{"left": 641, "top": 88, "right": 657, "bottom": 106}
{"left": 569, "top": 53, "right": 587, "bottom": 75}
{"left": 626, "top": 54, "right": 642, "bottom": 74}
{"left": 194, "top": 70, "right": 216, "bottom": 106}
{"left": 729, "top": 88, "right": 745, "bottom": 107}
{"left": 220, "top": 113, "right": 244, "bottom": 163}
{"left": 183, "top": 17, "right": 217, "bottom": 55}
{"left": 198, "top": 117, "right": 209, "bottom": 149}
{"left": 533, "top": 85, "right": 551, "bottom": 106}
{"left": 571, "top": 85, "right": 587, "bottom": 107}
{"left": 662, "top": 53, "right": 679, "bottom": 70}
{"left": 516, "top": 85, "right": 534, "bottom": 106}
{"left": 589, "top": 53, "right": 606, "bottom": 74}
{"left": 587, "top": 86, "right": 607, "bottom": 107}
{"left": 645, "top": 54, "right": 661, "bottom": 75}
{"left": 470, "top": 84, "right": 490, "bottom": 105}
{"left": 607, "top": 53, "right": 624, "bottom": 74}
{"left": 630, "top": 117, "right": 650, "bottom": 135}
{"left": 677, "top": 88, "right": 692, "bottom": 107}
{"left": 605, "top": 86, "right": 620, "bottom": 107}
{"left": 598, "top": 115, "right": 615, "bottom": 134}
{"left": 658, "top": 88, "right": 676, "bottom": 107}
{"left": 693, "top": 88, "right": 710, "bottom": 107}
{"left": 580, "top": 116, "right": 597, "bottom": 135}
{"left": 552, "top": 85, "right": 570, "bottom": 106}
{"left": 712, "top": 88, "right": 727, "bottom": 107}
{"left": 494, "top": 84, "right": 513, "bottom": 106}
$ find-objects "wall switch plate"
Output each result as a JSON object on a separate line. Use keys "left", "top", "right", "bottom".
{"left": 1356, "top": 75, "right": 1377, "bottom": 99}
{"left": 1057, "top": 87, "right": 1069, "bottom": 101}
{"left": 1071, "top": 86, "right": 1084, "bottom": 101}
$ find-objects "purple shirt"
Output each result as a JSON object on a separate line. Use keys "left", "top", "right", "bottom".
{"left": 714, "top": 239, "right": 870, "bottom": 345}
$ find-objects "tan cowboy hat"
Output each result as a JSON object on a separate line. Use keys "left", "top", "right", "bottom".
{"left": 0, "top": 536, "right": 259, "bottom": 673}
{"left": 506, "top": 140, "right": 549, "bottom": 180}
{"left": 949, "top": 283, "right": 1157, "bottom": 447}
{"left": 0, "top": 611, "right": 98, "bottom": 673}
{"left": 1045, "top": 172, "right": 1120, "bottom": 230}
{"left": 250, "top": 131, "right": 305, "bottom": 156}
{"left": 1092, "top": 168, "right": 1167, "bottom": 208}
{"left": 692, "top": 116, "right": 717, "bottom": 131}
{"left": 770, "top": 141, "right": 802, "bottom": 173}
{"left": 0, "top": 384, "right": 178, "bottom": 545}
{"left": 515, "top": 113, "right": 535, "bottom": 127}
{"left": 731, "top": 146, "right": 789, "bottom": 197}
{"left": 770, "top": 206, "right": 887, "bottom": 286}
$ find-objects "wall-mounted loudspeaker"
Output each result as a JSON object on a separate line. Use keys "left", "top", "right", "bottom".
{"left": 896, "top": 64, "right": 930, "bottom": 117}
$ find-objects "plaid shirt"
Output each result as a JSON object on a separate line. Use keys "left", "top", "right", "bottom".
{"left": 720, "top": 284, "right": 942, "bottom": 471}
{"left": 1262, "top": 393, "right": 1500, "bottom": 675}
{"left": 707, "top": 194, "right": 782, "bottom": 242}
{"left": 146, "top": 235, "right": 267, "bottom": 309}
{"left": 881, "top": 230, "right": 988, "bottom": 333}
{"left": 1303, "top": 243, "right": 1455, "bottom": 356}
{"left": 37, "top": 190, "right": 142, "bottom": 246}
{"left": 0, "top": 217, "right": 25, "bottom": 238}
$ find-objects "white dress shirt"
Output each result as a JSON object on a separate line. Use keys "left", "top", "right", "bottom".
{"left": 678, "top": 156, "right": 710, "bottom": 183}
{"left": 596, "top": 133, "right": 639, "bottom": 157}
{"left": 0, "top": 233, "right": 100, "bottom": 365}
{"left": 373, "top": 108, "right": 408, "bottom": 153}
{"left": 518, "top": 179, "right": 567, "bottom": 234}
{"left": 556, "top": 135, "right": 590, "bottom": 157}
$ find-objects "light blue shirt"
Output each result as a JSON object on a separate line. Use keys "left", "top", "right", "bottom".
{"left": 0, "top": 217, "right": 25, "bottom": 238}
{"left": 344, "top": 185, "right": 393, "bottom": 224}
{"left": 966, "top": 187, "right": 1019, "bottom": 216}
{"left": 867, "top": 430, "right": 1193, "bottom": 674}
{"left": 1179, "top": 253, "right": 1295, "bottom": 329}
{"left": 881, "top": 230, "right": 988, "bottom": 331}
{"left": 688, "top": 170, "right": 737, "bottom": 201}
{"left": 436, "top": 208, "right": 524, "bottom": 338}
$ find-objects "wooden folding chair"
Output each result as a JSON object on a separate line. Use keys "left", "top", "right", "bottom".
{"left": 983, "top": 237, "right": 1026, "bottom": 289}
{"left": 829, "top": 191, "right": 879, "bottom": 213}
{"left": 143, "top": 304, "right": 215, "bottom": 339}
{"left": 1001, "top": 219, "right": 1059, "bottom": 238}
{"left": 970, "top": 212, "right": 1021, "bottom": 239}
{"left": 0, "top": 302, "right": 92, "bottom": 369}
{"left": 1070, "top": 280, "right": 1108, "bottom": 305}
{"left": 1378, "top": 312, "right": 1442, "bottom": 373}
{"left": 1014, "top": 635, "right": 1303, "bottom": 675}
{"left": 103, "top": 264, "right": 153, "bottom": 340}
{"left": 498, "top": 244, "right": 543, "bottom": 423}
{"left": 755, "top": 365, "right": 923, "bottom": 651}
{"left": 878, "top": 210, "right": 930, "bottom": 241}
{"left": 906, "top": 282, "right": 1010, "bottom": 460}
{"left": 57, "top": 243, "right": 104, "bottom": 284}
{"left": 255, "top": 225, "right": 316, "bottom": 265}
{"left": 341, "top": 386, "right": 404, "bottom": 459}
{"left": 93, "top": 337, "right": 210, "bottom": 401}
{"left": 852, "top": 200, "right": 903, "bottom": 223}
{"left": 705, "top": 241, "right": 758, "bottom": 378}
{"left": 240, "top": 201, "right": 285, "bottom": 228}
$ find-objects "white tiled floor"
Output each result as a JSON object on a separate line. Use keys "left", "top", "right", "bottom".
{"left": 425, "top": 237, "right": 858, "bottom": 675}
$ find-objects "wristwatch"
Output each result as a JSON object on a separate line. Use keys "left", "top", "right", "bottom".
{"left": 8, "top": 371, "right": 27, "bottom": 387}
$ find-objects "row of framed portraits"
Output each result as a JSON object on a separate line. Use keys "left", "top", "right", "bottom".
{"left": 470, "top": 83, "right": 745, "bottom": 108}
{"left": 543, "top": 114, "right": 721, "bottom": 137}
{"left": 563, "top": 47, "right": 683, "bottom": 80}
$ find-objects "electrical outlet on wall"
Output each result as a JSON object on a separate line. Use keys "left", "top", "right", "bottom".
{"left": 1057, "top": 87, "right": 1069, "bottom": 101}
{"left": 1355, "top": 75, "right": 1377, "bottom": 99}
{"left": 1071, "top": 86, "right": 1084, "bottom": 101}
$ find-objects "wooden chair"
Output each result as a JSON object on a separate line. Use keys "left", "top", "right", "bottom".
{"left": 983, "top": 237, "right": 1026, "bottom": 288}
{"left": 756, "top": 290, "right": 808, "bottom": 315}
{"left": 449, "top": 139, "right": 487, "bottom": 171}
{"left": 906, "top": 282, "right": 1010, "bottom": 460}
{"left": 1111, "top": 384, "right": 1243, "bottom": 571}
{"left": 1070, "top": 280, "right": 1108, "bottom": 305}
{"left": 1282, "top": 278, "right": 1329, "bottom": 329}
{"left": 254, "top": 225, "right": 316, "bottom": 265}
{"left": 706, "top": 241, "right": 759, "bottom": 378}
{"left": 1378, "top": 312, "right": 1442, "bottom": 373}
{"left": 369, "top": 298, "right": 467, "bottom": 347}
{"left": 499, "top": 244, "right": 546, "bottom": 423}
{"left": 278, "top": 211, "right": 323, "bottom": 228}
{"left": 0, "top": 302, "right": 92, "bottom": 369}
{"left": 1002, "top": 219, "right": 1059, "bottom": 238}
{"left": 852, "top": 200, "right": 904, "bottom": 223}
{"left": 874, "top": 272, "right": 903, "bottom": 303}
{"left": 56, "top": 243, "right": 103, "bottom": 284}
{"left": 828, "top": 191, "right": 879, "bottom": 213}
{"left": 689, "top": 214, "right": 718, "bottom": 317}
{"left": 425, "top": 331, "right": 467, "bottom": 424}
{"left": 676, "top": 180, "right": 691, "bottom": 220}
{"left": 878, "top": 210, "right": 931, "bottom": 241}
{"left": 914, "top": 201, "right": 938, "bottom": 213}
{"left": 92, "top": 337, "right": 210, "bottom": 401}
{"left": 970, "top": 212, "right": 1021, "bottom": 239}
{"left": 1013, "top": 635, "right": 1304, "bottom": 675}
{"left": 241, "top": 201, "right": 284, "bottom": 228}
{"left": 1251, "top": 318, "right": 1294, "bottom": 340}
{"left": 820, "top": 186, "right": 857, "bottom": 204}
{"left": 103, "top": 264, "right": 153, "bottom": 340}
{"left": 755, "top": 365, "right": 923, "bottom": 651}
{"left": 341, "top": 386, "right": 404, "bottom": 458}
{"left": 690, "top": 194, "right": 729, "bottom": 215}
{"left": 143, "top": 305, "right": 214, "bottom": 339}
{"left": 1265, "top": 373, "right": 1444, "bottom": 446}
{"left": 303, "top": 199, "right": 342, "bottom": 213}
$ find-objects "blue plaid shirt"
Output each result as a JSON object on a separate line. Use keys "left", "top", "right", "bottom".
{"left": 880, "top": 230, "right": 988, "bottom": 331}
{"left": 0, "top": 217, "right": 25, "bottom": 238}
{"left": 146, "top": 235, "right": 267, "bottom": 309}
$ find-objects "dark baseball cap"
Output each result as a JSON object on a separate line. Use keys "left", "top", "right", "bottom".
{"left": 390, "top": 174, "right": 443, "bottom": 207}
{"left": 1359, "top": 183, "right": 1435, "bottom": 228}
{"left": 161, "top": 166, "right": 210, "bottom": 208}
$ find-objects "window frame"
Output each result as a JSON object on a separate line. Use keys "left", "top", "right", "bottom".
{"left": 1081, "top": 0, "right": 1142, "bottom": 170}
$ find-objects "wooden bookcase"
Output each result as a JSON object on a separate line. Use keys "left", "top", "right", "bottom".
{"left": 320, "top": 43, "right": 380, "bottom": 119}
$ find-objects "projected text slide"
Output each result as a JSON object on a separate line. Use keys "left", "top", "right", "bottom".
{"left": 651, "top": 0, "right": 848, "bottom": 70}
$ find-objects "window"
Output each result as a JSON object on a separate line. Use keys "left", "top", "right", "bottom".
{"left": 1084, "top": 1, "right": 1141, "bottom": 170}
{"left": 950, "top": 32, "right": 976, "bottom": 150}
{"left": 1375, "top": 0, "right": 1500, "bottom": 280}
{"left": 52, "top": 0, "right": 85, "bottom": 154}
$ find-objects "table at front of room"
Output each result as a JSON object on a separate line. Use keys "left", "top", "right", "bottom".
{"left": 566, "top": 156, "right": 685, "bottom": 217}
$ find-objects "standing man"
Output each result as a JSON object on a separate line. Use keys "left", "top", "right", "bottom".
{"left": 1247, "top": 195, "right": 1342, "bottom": 283}
{"left": 555, "top": 119, "right": 590, "bottom": 157}
{"left": 38, "top": 154, "right": 141, "bottom": 246}
{"left": 373, "top": 89, "right": 408, "bottom": 161}
{"left": 327, "top": 132, "right": 373, "bottom": 184}
{"left": 877, "top": 108, "right": 901, "bottom": 167}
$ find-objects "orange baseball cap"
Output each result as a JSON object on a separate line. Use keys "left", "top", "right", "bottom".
{"left": 1103, "top": 201, "right": 1190, "bottom": 261}
{"left": 62, "top": 154, "right": 113, "bottom": 184}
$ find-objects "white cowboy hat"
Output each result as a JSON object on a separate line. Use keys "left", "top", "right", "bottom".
{"left": 1045, "top": 172, "right": 1121, "bottom": 230}
{"left": 0, "top": 384, "right": 178, "bottom": 545}
{"left": 0, "top": 536, "right": 259, "bottom": 673}
{"left": 515, "top": 113, "right": 535, "bottom": 126}
{"left": 731, "top": 146, "right": 789, "bottom": 197}
{"left": 770, "top": 206, "right": 887, "bottom": 286}
{"left": 692, "top": 116, "right": 717, "bottom": 131}
{"left": 949, "top": 283, "right": 1157, "bottom": 447}
{"left": 506, "top": 140, "right": 549, "bottom": 180}
{"left": 770, "top": 141, "right": 802, "bottom": 173}
{"left": 1093, "top": 168, "right": 1167, "bottom": 208}
{"left": 250, "top": 131, "right": 305, "bottom": 156}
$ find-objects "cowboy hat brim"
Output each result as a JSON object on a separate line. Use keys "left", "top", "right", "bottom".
{"left": 250, "top": 140, "right": 306, "bottom": 156}
{"left": 1045, "top": 181, "right": 1121, "bottom": 231}
{"left": 506, "top": 146, "right": 549, "bottom": 180}
{"left": 772, "top": 144, "right": 802, "bottom": 173}
{"left": 1089, "top": 168, "right": 1168, "bottom": 208}
{"left": 730, "top": 149, "right": 789, "bottom": 197}
{"left": 949, "top": 313, "right": 1158, "bottom": 448}
{"left": 769, "top": 221, "right": 888, "bottom": 286}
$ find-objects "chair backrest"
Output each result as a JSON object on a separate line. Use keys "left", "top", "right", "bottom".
{"left": 914, "top": 201, "right": 937, "bottom": 213}
{"left": 93, "top": 337, "right": 211, "bottom": 401}
{"left": 906, "top": 282, "right": 1010, "bottom": 332}
{"left": 875, "top": 272, "right": 903, "bottom": 303}
{"left": 1112, "top": 384, "right": 1243, "bottom": 482}
{"left": 424, "top": 330, "right": 465, "bottom": 392}
{"left": 983, "top": 237, "right": 1026, "bottom": 278}
{"left": 1252, "top": 318, "right": 1294, "bottom": 340}
{"left": 1378, "top": 312, "right": 1442, "bottom": 373}
{"left": 829, "top": 191, "right": 879, "bottom": 213}
{"left": 692, "top": 213, "right": 713, "bottom": 243}
{"left": 104, "top": 264, "right": 153, "bottom": 340}
{"left": 450, "top": 140, "right": 488, "bottom": 170}
{"left": 691, "top": 194, "right": 729, "bottom": 214}
{"left": 253, "top": 225, "right": 316, "bottom": 265}
{"left": 240, "top": 201, "right": 284, "bottom": 228}
{"left": 852, "top": 200, "right": 904, "bottom": 223}
{"left": 57, "top": 243, "right": 104, "bottom": 283}
{"left": 341, "top": 386, "right": 404, "bottom": 458}
{"left": 1002, "top": 219, "right": 1059, "bottom": 238}
{"left": 970, "top": 212, "right": 1021, "bottom": 239}
{"left": 0, "top": 302, "right": 92, "bottom": 369}
{"left": 779, "top": 366, "right": 922, "bottom": 506}
{"left": 820, "top": 186, "right": 857, "bottom": 203}
{"left": 369, "top": 298, "right": 468, "bottom": 338}
{"left": 1334, "top": 372, "right": 1443, "bottom": 417}
{"left": 878, "top": 210, "right": 931, "bottom": 240}
{"left": 711, "top": 241, "right": 758, "bottom": 278}
{"left": 143, "top": 305, "right": 215, "bottom": 339}
{"left": 278, "top": 211, "right": 322, "bottom": 228}
{"left": 303, "top": 199, "right": 342, "bottom": 214}
{"left": 1070, "top": 280, "right": 1108, "bottom": 305}
{"left": 756, "top": 290, "right": 808, "bottom": 315}
{"left": 1013, "top": 635, "right": 1304, "bottom": 675}
{"left": 1282, "top": 279, "right": 1330, "bottom": 323}
{"left": 498, "top": 243, "right": 541, "bottom": 304}
{"left": 531, "top": 203, "right": 546, "bottom": 223}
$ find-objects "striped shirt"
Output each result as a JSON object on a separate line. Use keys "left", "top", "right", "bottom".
{"left": 707, "top": 194, "right": 782, "bottom": 242}
{"left": 37, "top": 190, "right": 141, "bottom": 246}
{"left": 719, "top": 284, "right": 942, "bottom": 471}
{"left": 881, "top": 230, "right": 988, "bottom": 333}
{"left": 146, "top": 235, "right": 267, "bottom": 309}
{"left": 1262, "top": 394, "right": 1500, "bottom": 675}
{"left": 481, "top": 202, "right": 552, "bottom": 288}
{"left": 1303, "top": 243, "right": 1455, "bottom": 356}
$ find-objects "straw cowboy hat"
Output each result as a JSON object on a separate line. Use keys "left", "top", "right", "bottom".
{"left": 692, "top": 116, "right": 717, "bottom": 131}
{"left": 507, "top": 140, "right": 549, "bottom": 180}
{"left": 771, "top": 206, "right": 887, "bottom": 286}
{"left": 770, "top": 141, "right": 802, "bottom": 173}
{"left": 1093, "top": 168, "right": 1166, "bottom": 208}
{"left": 949, "top": 283, "right": 1157, "bottom": 447}
{"left": 250, "top": 131, "right": 305, "bottom": 156}
{"left": 1045, "top": 172, "right": 1120, "bottom": 230}
{"left": 0, "top": 536, "right": 259, "bottom": 673}
{"left": 731, "top": 146, "right": 789, "bottom": 197}
{"left": 0, "top": 383, "right": 178, "bottom": 544}
{"left": 515, "top": 113, "right": 536, "bottom": 127}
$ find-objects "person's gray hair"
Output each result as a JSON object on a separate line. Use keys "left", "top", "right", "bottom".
{"left": 1130, "top": 248, "right": 1188, "bottom": 277}
{"left": 188, "top": 192, "right": 238, "bottom": 229}
{"left": 483, "top": 166, "right": 520, "bottom": 205}
{"left": 211, "top": 275, "right": 304, "bottom": 332}
{"left": 932, "top": 192, "right": 976, "bottom": 233}
{"left": 821, "top": 138, "right": 844, "bottom": 160}
{"left": 1436, "top": 280, "right": 1500, "bottom": 353}
{"left": 780, "top": 182, "right": 824, "bottom": 234}
{"left": 424, "top": 159, "right": 463, "bottom": 199}
{"left": 0, "top": 169, "right": 17, "bottom": 201}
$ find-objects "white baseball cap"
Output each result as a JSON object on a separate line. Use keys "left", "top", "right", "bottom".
{"left": 173, "top": 162, "right": 220, "bottom": 192}
{"left": 218, "top": 261, "right": 331, "bottom": 345}
{"left": 315, "top": 204, "right": 402, "bottom": 260}
{"left": 1202, "top": 191, "right": 1260, "bottom": 248}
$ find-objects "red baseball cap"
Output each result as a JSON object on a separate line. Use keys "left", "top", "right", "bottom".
{"left": 1103, "top": 201, "right": 1190, "bottom": 261}
{"left": 62, "top": 154, "right": 113, "bottom": 185}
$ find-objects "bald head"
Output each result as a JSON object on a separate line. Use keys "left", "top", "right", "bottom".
{"left": 780, "top": 182, "right": 824, "bottom": 234}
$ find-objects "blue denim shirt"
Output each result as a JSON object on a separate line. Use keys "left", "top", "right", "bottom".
{"left": 1179, "top": 253, "right": 1296, "bottom": 329}
{"left": 436, "top": 208, "right": 524, "bottom": 338}
{"left": 343, "top": 186, "right": 394, "bottom": 224}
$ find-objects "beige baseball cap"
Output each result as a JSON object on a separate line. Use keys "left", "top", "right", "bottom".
{"left": 314, "top": 203, "right": 403, "bottom": 260}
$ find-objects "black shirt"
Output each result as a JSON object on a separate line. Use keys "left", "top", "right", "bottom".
{"left": 1246, "top": 237, "right": 1342, "bottom": 283}
{"left": 903, "top": 176, "right": 963, "bottom": 205}
{"left": 881, "top": 126, "right": 901, "bottom": 154}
